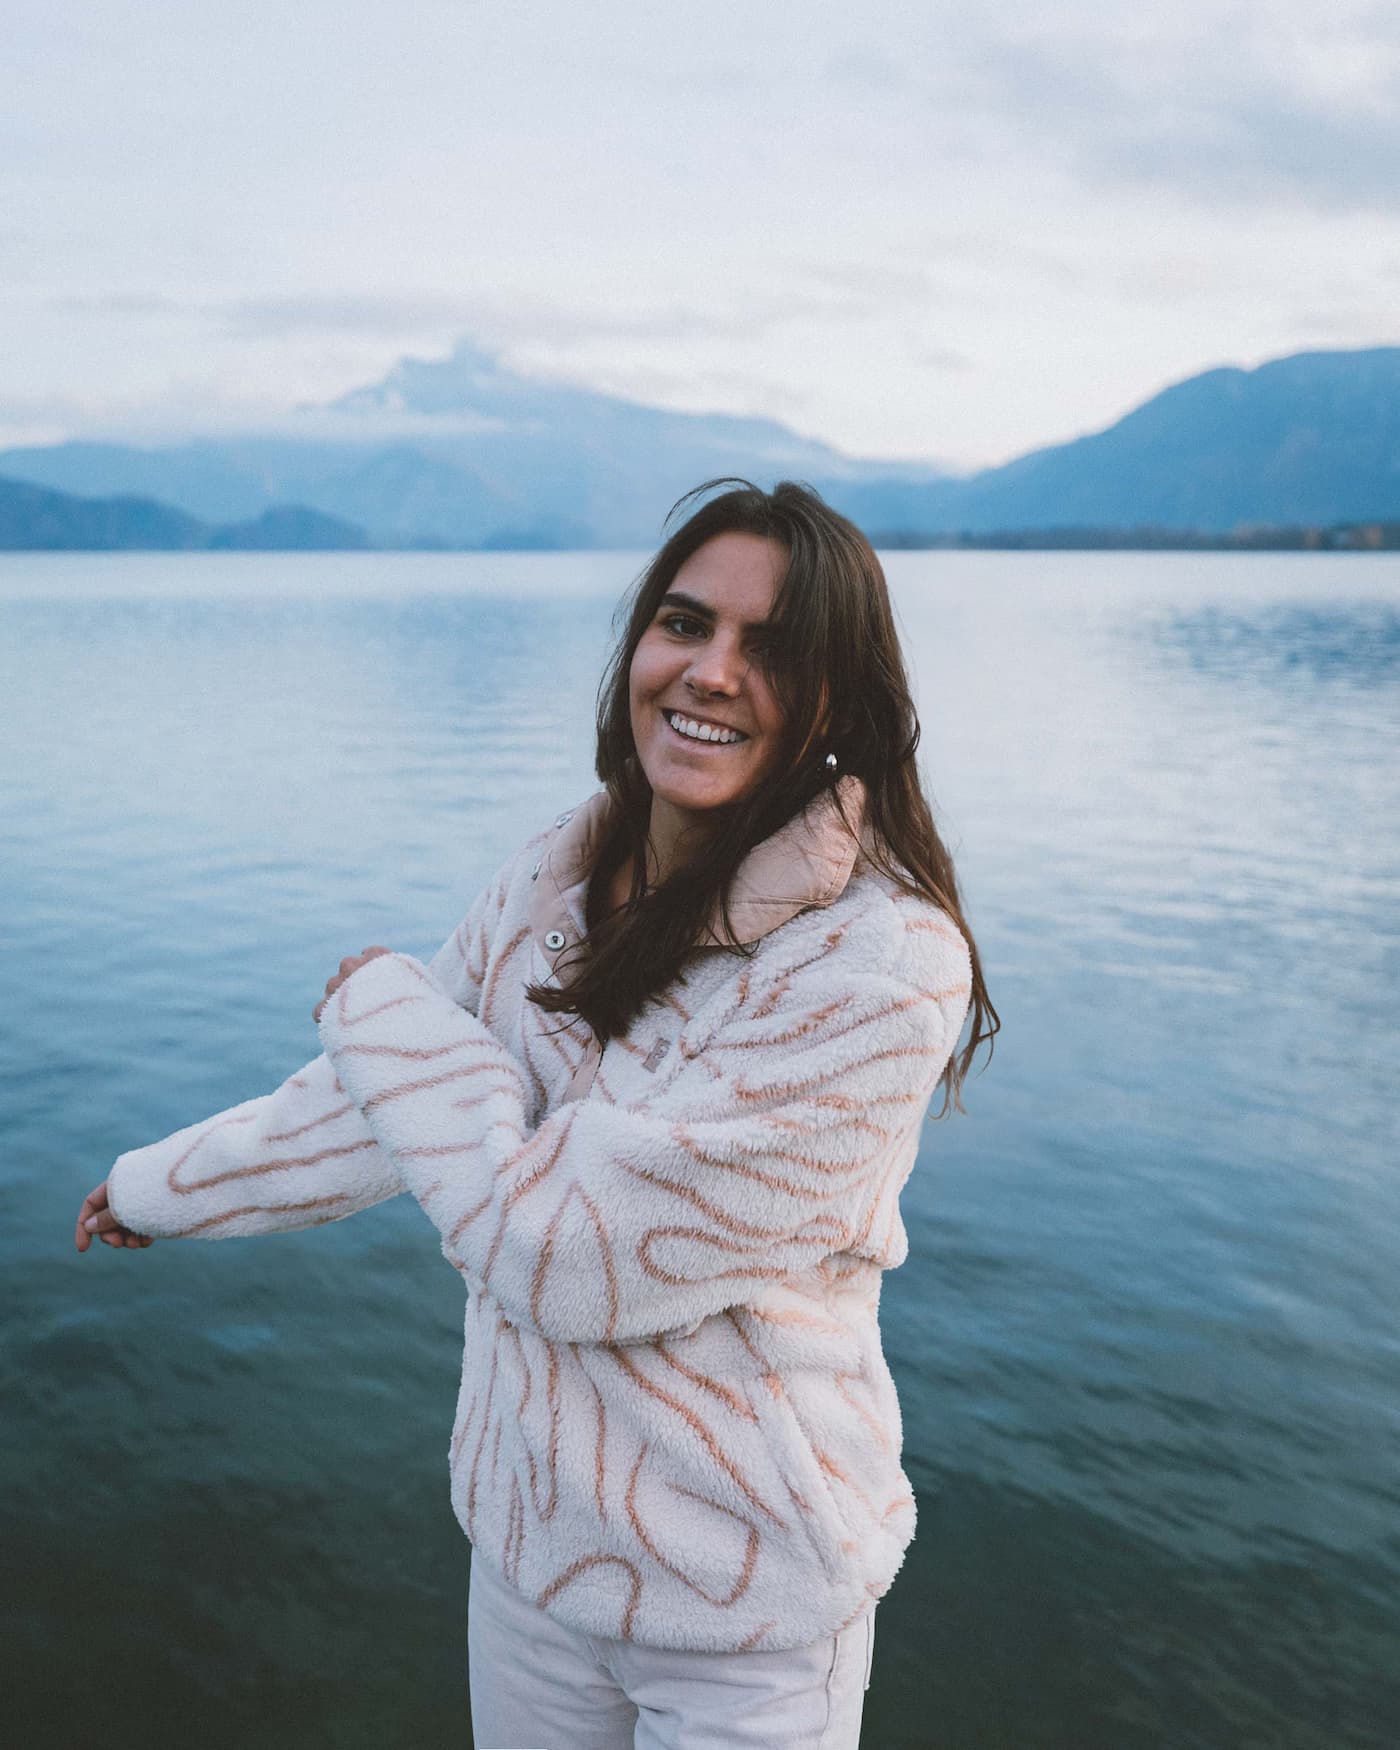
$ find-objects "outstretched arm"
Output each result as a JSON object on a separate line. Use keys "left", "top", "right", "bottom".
{"left": 91, "top": 856, "right": 514, "bottom": 1244}
{"left": 317, "top": 907, "right": 970, "bottom": 1342}
{"left": 101, "top": 1048, "right": 402, "bottom": 1241}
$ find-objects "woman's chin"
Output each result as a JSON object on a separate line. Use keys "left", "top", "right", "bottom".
{"left": 648, "top": 768, "right": 750, "bottom": 818}
{"left": 654, "top": 784, "right": 734, "bottom": 816}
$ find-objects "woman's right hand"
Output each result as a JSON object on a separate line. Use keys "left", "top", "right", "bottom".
{"left": 74, "top": 1178, "right": 154, "bottom": 1252}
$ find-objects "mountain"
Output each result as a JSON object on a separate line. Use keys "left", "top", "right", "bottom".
{"left": 0, "top": 473, "right": 370, "bottom": 551}
{"left": 889, "top": 346, "right": 1400, "bottom": 536}
{"left": 0, "top": 474, "right": 206, "bottom": 549}
{"left": 206, "top": 504, "right": 371, "bottom": 550}
{"left": 1, "top": 342, "right": 1397, "bottom": 546}
{"left": 0, "top": 340, "right": 944, "bottom": 547}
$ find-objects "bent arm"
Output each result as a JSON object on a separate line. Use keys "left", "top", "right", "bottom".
{"left": 317, "top": 914, "right": 970, "bottom": 1341}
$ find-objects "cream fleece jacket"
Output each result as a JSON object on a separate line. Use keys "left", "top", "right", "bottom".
{"left": 108, "top": 776, "right": 973, "bottom": 1653}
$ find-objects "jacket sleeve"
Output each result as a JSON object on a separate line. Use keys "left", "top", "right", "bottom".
{"left": 104, "top": 857, "right": 513, "bottom": 1241}
{"left": 316, "top": 917, "right": 970, "bottom": 1343}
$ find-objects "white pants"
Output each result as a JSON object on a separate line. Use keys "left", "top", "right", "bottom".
{"left": 467, "top": 1552, "right": 876, "bottom": 1750}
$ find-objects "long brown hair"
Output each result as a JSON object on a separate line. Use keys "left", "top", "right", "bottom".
{"left": 527, "top": 479, "right": 998, "bottom": 1114}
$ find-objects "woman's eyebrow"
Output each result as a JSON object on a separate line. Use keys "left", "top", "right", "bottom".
{"left": 658, "top": 590, "right": 775, "bottom": 634}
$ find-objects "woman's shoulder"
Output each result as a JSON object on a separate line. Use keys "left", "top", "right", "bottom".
{"left": 492, "top": 791, "right": 603, "bottom": 885}
{"left": 757, "top": 861, "right": 971, "bottom": 997}
{"left": 679, "top": 874, "right": 970, "bottom": 1071}
{"left": 461, "top": 789, "right": 614, "bottom": 936}
{"left": 441, "top": 798, "right": 580, "bottom": 928}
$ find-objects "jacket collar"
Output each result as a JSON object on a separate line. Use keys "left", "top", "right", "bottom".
{"left": 527, "top": 774, "right": 873, "bottom": 958}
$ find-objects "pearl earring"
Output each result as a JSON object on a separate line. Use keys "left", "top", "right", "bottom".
{"left": 825, "top": 752, "right": 838, "bottom": 771}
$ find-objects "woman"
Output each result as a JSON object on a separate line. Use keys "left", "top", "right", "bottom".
{"left": 75, "top": 479, "right": 997, "bottom": 1749}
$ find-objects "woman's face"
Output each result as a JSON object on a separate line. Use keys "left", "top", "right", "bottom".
{"left": 628, "top": 530, "right": 790, "bottom": 835}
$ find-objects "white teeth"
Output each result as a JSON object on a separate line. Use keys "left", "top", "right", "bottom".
{"left": 666, "top": 710, "right": 744, "bottom": 745}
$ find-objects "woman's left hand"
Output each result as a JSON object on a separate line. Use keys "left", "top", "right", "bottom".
{"left": 314, "top": 947, "right": 394, "bottom": 1023}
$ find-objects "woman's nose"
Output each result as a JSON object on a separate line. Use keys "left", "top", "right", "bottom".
{"left": 685, "top": 635, "right": 746, "bottom": 696}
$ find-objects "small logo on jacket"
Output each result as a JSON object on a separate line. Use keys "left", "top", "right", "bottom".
{"left": 642, "top": 1037, "right": 671, "bottom": 1072}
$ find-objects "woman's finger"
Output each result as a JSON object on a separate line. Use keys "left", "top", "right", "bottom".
{"left": 75, "top": 1182, "right": 110, "bottom": 1252}
{"left": 315, "top": 975, "right": 344, "bottom": 1024}
{"left": 98, "top": 1221, "right": 152, "bottom": 1249}
{"left": 315, "top": 949, "right": 392, "bottom": 1024}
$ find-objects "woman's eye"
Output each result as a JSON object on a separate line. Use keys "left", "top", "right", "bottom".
{"left": 661, "top": 612, "right": 704, "bottom": 637}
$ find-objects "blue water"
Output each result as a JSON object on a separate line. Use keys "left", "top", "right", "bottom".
{"left": 3, "top": 551, "right": 1398, "bottom": 1748}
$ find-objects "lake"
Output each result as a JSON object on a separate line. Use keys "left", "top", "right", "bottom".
{"left": 3, "top": 549, "right": 1397, "bottom": 1749}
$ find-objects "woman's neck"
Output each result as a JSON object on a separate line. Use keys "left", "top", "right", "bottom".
{"left": 604, "top": 798, "right": 716, "bottom": 914}
{"left": 644, "top": 796, "right": 718, "bottom": 887}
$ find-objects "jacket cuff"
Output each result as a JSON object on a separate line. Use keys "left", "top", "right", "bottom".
{"left": 106, "top": 1116, "right": 219, "bottom": 1238}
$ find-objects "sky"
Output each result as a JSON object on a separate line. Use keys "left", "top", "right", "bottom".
{"left": 4, "top": 0, "right": 1399, "bottom": 471}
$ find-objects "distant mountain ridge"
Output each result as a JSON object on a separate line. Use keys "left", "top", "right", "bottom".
{"left": 901, "top": 347, "right": 1400, "bottom": 535}
{"left": 1, "top": 341, "right": 1397, "bottom": 547}
{"left": 0, "top": 340, "right": 942, "bottom": 548}
{"left": 0, "top": 475, "right": 369, "bottom": 551}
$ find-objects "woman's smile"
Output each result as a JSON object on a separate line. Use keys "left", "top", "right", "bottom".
{"left": 659, "top": 707, "right": 749, "bottom": 747}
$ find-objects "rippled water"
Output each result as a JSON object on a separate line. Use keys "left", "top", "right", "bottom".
{"left": 3, "top": 550, "right": 1398, "bottom": 1749}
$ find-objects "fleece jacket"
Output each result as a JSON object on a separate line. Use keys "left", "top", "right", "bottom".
{"left": 107, "top": 774, "right": 973, "bottom": 1653}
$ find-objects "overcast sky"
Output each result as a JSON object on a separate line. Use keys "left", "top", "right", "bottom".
{"left": 4, "top": 0, "right": 1399, "bottom": 469}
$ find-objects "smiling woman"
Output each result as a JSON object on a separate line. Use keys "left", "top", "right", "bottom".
{"left": 77, "top": 477, "right": 997, "bottom": 1750}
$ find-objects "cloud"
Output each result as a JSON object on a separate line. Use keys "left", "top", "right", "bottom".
{"left": 796, "top": 259, "right": 953, "bottom": 307}
{"left": 1107, "top": 92, "right": 1400, "bottom": 215}
{"left": 50, "top": 292, "right": 184, "bottom": 318}
{"left": 561, "top": 361, "right": 822, "bottom": 426}
{"left": 0, "top": 389, "right": 107, "bottom": 443}
{"left": 8, "top": 1, "right": 1400, "bottom": 467}
{"left": 54, "top": 280, "right": 941, "bottom": 354}
{"left": 1287, "top": 307, "right": 1400, "bottom": 342}
{"left": 221, "top": 294, "right": 488, "bottom": 339}
{"left": 912, "top": 346, "right": 974, "bottom": 373}
{"left": 822, "top": 48, "right": 918, "bottom": 95}
{"left": 52, "top": 289, "right": 484, "bottom": 338}
{"left": 960, "top": 8, "right": 1400, "bottom": 215}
